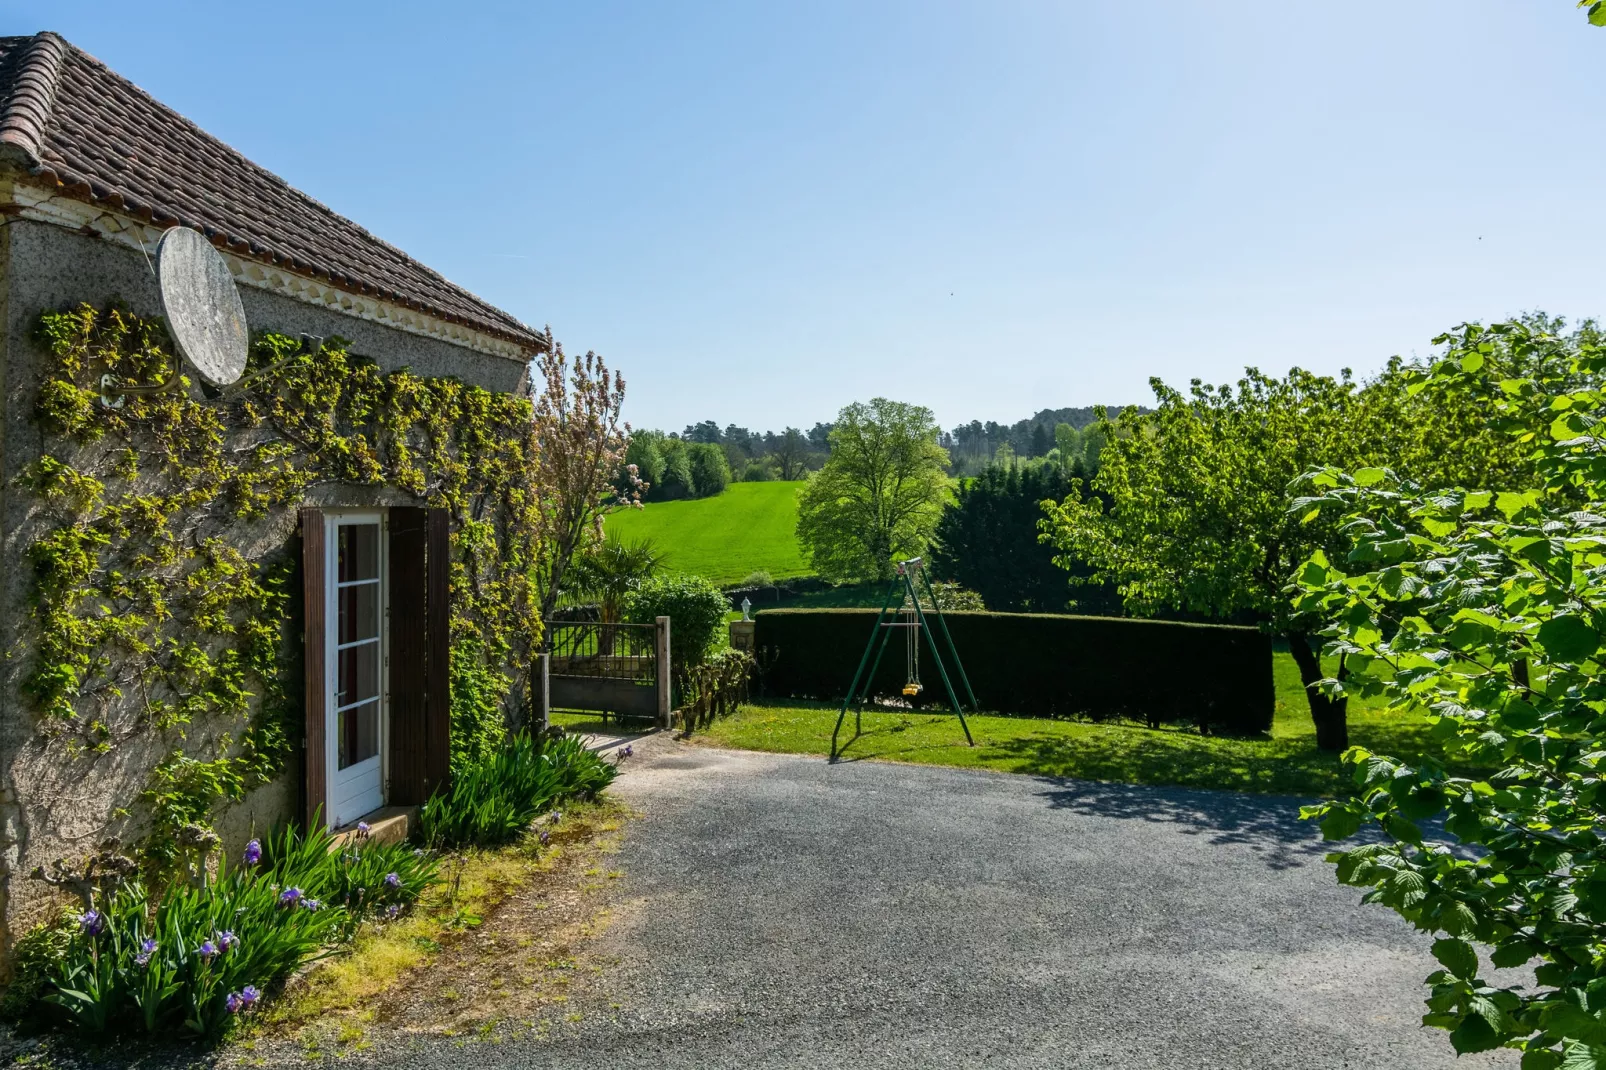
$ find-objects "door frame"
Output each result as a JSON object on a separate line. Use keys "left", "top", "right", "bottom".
{"left": 323, "top": 509, "right": 388, "bottom": 826}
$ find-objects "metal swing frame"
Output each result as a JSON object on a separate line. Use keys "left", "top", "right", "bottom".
{"left": 830, "top": 558, "right": 978, "bottom": 760}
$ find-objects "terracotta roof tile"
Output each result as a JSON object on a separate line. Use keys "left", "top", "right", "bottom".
{"left": 0, "top": 31, "right": 540, "bottom": 352}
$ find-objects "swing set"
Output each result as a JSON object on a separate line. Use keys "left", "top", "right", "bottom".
{"left": 830, "top": 557, "right": 978, "bottom": 760}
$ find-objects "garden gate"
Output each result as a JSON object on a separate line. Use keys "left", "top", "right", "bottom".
{"left": 539, "top": 618, "right": 671, "bottom": 728}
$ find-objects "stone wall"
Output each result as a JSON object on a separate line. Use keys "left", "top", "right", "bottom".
{"left": 0, "top": 220, "right": 533, "bottom": 972}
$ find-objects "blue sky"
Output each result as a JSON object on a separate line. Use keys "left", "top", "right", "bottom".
{"left": 10, "top": 2, "right": 1603, "bottom": 432}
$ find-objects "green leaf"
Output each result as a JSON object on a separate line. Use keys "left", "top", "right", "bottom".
{"left": 1562, "top": 1041, "right": 1606, "bottom": 1070}
{"left": 1461, "top": 351, "right": 1486, "bottom": 373}
{"left": 1432, "top": 937, "right": 1479, "bottom": 979}
{"left": 1383, "top": 813, "right": 1424, "bottom": 844}
{"left": 1451, "top": 1012, "right": 1501, "bottom": 1054}
{"left": 1491, "top": 940, "right": 1538, "bottom": 968}
{"left": 1540, "top": 615, "right": 1600, "bottom": 663}
{"left": 1354, "top": 467, "right": 1388, "bottom": 486}
{"left": 1498, "top": 490, "right": 1538, "bottom": 519}
{"left": 1320, "top": 808, "right": 1363, "bottom": 841}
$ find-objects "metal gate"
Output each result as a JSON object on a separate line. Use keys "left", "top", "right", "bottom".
{"left": 542, "top": 619, "right": 669, "bottom": 724}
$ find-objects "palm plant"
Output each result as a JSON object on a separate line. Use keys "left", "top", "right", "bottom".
{"left": 567, "top": 535, "right": 665, "bottom": 623}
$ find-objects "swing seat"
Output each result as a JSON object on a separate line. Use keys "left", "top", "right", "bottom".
{"left": 902, "top": 683, "right": 922, "bottom": 697}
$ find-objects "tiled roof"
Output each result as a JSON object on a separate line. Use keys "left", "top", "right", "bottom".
{"left": 0, "top": 32, "right": 541, "bottom": 353}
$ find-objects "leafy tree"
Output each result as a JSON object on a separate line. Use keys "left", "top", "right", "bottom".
{"left": 654, "top": 436, "right": 696, "bottom": 499}
{"left": 1043, "top": 356, "right": 1536, "bottom": 749}
{"left": 682, "top": 419, "right": 722, "bottom": 444}
{"left": 531, "top": 331, "right": 640, "bottom": 626}
{"left": 772, "top": 427, "right": 810, "bottom": 480}
{"left": 1582, "top": 0, "right": 1606, "bottom": 27}
{"left": 1295, "top": 319, "right": 1606, "bottom": 1065}
{"left": 1043, "top": 371, "right": 1373, "bottom": 749}
{"left": 796, "top": 398, "right": 951, "bottom": 583}
{"left": 1029, "top": 422, "right": 1052, "bottom": 458}
{"left": 932, "top": 462, "right": 1107, "bottom": 612}
{"left": 1053, "top": 423, "right": 1080, "bottom": 472}
{"left": 623, "top": 430, "right": 664, "bottom": 489}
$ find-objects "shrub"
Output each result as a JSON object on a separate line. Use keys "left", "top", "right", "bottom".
{"left": 742, "top": 461, "right": 773, "bottom": 482}
{"left": 677, "top": 649, "right": 754, "bottom": 733}
{"left": 740, "top": 570, "right": 774, "bottom": 588}
{"left": 417, "top": 729, "right": 617, "bottom": 849}
{"left": 753, "top": 609, "right": 1272, "bottom": 734}
{"left": 687, "top": 441, "right": 730, "bottom": 497}
{"left": 0, "top": 911, "right": 74, "bottom": 1023}
{"left": 929, "top": 582, "right": 986, "bottom": 611}
{"left": 623, "top": 574, "right": 728, "bottom": 670}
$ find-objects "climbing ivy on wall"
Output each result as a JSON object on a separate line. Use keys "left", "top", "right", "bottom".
{"left": 23, "top": 303, "right": 543, "bottom": 866}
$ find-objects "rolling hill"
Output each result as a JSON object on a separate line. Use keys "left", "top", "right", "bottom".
{"left": 605, "top": 481, "right": 810, "bottom": 586}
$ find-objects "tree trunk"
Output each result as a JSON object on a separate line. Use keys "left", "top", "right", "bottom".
{"left": 1286, "top": 631, "right": 1349, "bottom": 752}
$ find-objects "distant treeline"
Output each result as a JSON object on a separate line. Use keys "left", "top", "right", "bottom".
{"left": 625, "top": 404, "right": 1146, "bottom": 501}
{"left": 942, "top": 406, "right": 1149, "bottom": 475}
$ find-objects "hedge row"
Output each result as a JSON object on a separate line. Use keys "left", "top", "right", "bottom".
{"left": 752, "top": 609, "right": 1273, "bottom": 735}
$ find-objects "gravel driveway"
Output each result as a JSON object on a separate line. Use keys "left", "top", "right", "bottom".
{"left": 365, "top": 737, "right": 1510, "bottom": 1070}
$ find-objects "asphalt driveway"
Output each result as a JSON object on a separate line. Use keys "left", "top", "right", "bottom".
{"left": 380, "top": 738, "right": 1511, "bottom": 1069}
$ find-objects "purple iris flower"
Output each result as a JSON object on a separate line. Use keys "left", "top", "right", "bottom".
{"left": 226, "top": 986, "right": 261, "bottom": 1014}
{"left": 197, "top": 939, "right": 219, "bottom": 959}
{"left": 242, "top": 839, "right": 262, "bottom": 866}
{"left": 384, "top": 872, "right": 401, "bottom": 890}
{"left": 385, "top": 904, "right": 402, "bottom": 920}
{"left": 218, "top": 930, "right": 238, "bottom": 952}
{"left": 301, "top": 897, "right": 322, "bottom": 911}
{"left": 279, "top": 886, "right": 302, "bottom": 906}
{"left": 538, "top": 830, "right": 551, "bottom": 847}
{"left": 356, "top": 821, "right": 371, "bottom": 837}
{"left": 134, "top": 938, "right": 157, "bottom": 966}
{"left": 78, "top": 909, "right": 105, "bottom": 936}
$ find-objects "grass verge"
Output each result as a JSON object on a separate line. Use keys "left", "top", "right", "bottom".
{"left": 688, "top": 652, "right": 1483, "bottom": 797}
{"left": 250, "top": 799, "right": 630, "bottom": 1040}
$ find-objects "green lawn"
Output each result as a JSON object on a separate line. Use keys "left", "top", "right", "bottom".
{"left": 606, "top": 481, "right": 809, "bottom": 586}
{"left": 681, "top": 651, "right": 1480, "bottom": 797}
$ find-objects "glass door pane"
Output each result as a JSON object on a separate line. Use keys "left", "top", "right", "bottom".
{"left": 335, "top": 520, "right": 382, "bottom": 770}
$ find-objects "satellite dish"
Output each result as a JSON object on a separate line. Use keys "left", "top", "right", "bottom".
{"left": 156, "top": 226, "right": 249, "bottom": 387}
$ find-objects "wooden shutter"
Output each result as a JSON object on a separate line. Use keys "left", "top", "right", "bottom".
{"left": 424, "top": 508, "right": 452, "bottom": 796}
{"left": 300, "top": 508, "right": 327, "bottom": 826}
{"left": 387, "top": 508, "right": 428, "bottom": 804}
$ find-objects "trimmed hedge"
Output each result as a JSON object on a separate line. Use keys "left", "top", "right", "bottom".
{"left": 752, "top": 609, "right": 1273, "bottom": 735}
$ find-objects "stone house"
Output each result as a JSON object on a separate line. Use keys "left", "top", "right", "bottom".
{"left": 0, "top": 31, "right": 545, "bottom": 968}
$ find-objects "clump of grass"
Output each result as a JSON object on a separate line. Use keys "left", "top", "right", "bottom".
{"left": 418, "top": 729, "right": 617, "bottom": 849}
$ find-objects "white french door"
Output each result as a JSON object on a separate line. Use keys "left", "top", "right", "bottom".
{"left": 325, "top": 512, "right": 386, "bottom": 827}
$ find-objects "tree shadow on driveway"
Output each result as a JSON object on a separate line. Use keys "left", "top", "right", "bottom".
{"left": 1030, "top": 775, "right": 1343, "bottom": 872}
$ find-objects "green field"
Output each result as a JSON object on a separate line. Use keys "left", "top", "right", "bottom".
{"left": 606, "top": 481, "right": 810, "bottom": 586}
